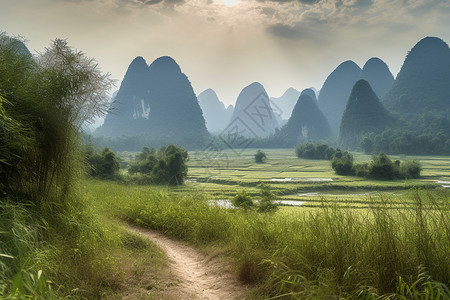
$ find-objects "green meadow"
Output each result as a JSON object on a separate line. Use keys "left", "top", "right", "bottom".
{"left": 100, "top": 148, "right": 450, "bottom": 299}
{"left": 168, "top": 148, "right": 449, "bottom": 202}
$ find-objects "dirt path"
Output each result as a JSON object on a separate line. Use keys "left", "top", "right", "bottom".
{"left": 128, "top": 226, "right": 248, "bottom": 300}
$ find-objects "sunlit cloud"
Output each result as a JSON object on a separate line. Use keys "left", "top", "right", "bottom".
{"left": 2, "top": 0, "right": 450, "bottom": 105}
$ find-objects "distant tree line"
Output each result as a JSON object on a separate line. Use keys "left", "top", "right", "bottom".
{"left": 128, "top": 145, "right": 188, "bottom": 185}
{"left": 85, "top": 146, "right": 121, "bottom": 179}
{"left": 361, "top": 129, "right": 450, "bottom": 156}
{"left": 295, "top": 143, "right": 340, "bottom": 160}
{"left": 84, "top": 144, "right": 188, "bottom": 185}
{"left": 331, "top": 152, "right": 421, "bottom": 180}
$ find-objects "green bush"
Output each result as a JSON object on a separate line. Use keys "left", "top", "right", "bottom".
{"left": 127, "top": 144, "right": 188, "bottom": 185}
{"left": 352, "top": 162, "right": 369, "bottom": 177}
{"left": 0, "top": 33, "right": 122, "bottom": 298}
{"left": 349, "top": 154, "right": 422, "bottom": 180}
{"left": 254, "top": 150, "right": 267, "bottom": 163}
{"left": 232, "top": 190, "right": 254, "bottom": 210}
{"left": 296, "top": 142, "right": 338, "bottom": 160}
{"left": 87, "top": 147, "right": 120, "bottom": 179}
{"left": 368, "top": 153, "right": 399, "bottom": 180}
{"left": 331, "top": 150, "right": 354, "bottom": 175}
{"left": 400, "top": 160, "right": 422, "bottom": 179}
{"left": 257, "top": 184, "right": 278, "bottom": 213}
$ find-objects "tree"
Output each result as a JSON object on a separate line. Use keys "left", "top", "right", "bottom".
{"left": 254, "top": 150, "right": 267, "bottom": 163}
{"left": 331, "top": 150, "right": 354, "bottom": 175}
{"left": 257, "top": 184, "right": 278, "bottom": 213}
{"left": 127, "top": 144, "right": 188, "bottom": 185}
{"left": 86, "top": 147, "right": 120, "bottom": 178}
{"left": 232, "top": 190, "right": 254, "bottom": 210}
{"left": 368, "top": 153, "right": 398, "bottom": 180}
{"left": 400, "top": 160, "right": 422, "bottom": 179}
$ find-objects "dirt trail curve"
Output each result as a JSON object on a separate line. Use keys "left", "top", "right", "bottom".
{"left": 128, "top": 226, "right": 248, "bottom": 300}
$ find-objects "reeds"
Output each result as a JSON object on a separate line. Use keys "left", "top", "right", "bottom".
{"left": 90, "top": 180, "right": 449, "bottom": 299}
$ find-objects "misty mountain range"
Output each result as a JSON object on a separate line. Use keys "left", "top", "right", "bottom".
{"left": 94, "top": 36, "right": 450, "bottom": 153}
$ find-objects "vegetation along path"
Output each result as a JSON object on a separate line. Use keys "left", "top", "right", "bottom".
{"left": 129, "top": 226, "right": 248, "bottom": 300}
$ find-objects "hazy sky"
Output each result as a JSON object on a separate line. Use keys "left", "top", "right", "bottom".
{"left": 2, "top": 0, "right": 450, "bottom": 106}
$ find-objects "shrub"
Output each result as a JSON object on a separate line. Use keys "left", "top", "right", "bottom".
{"left": 257, "top": 184, "right": 278, "bottom": 213}
{"left": 232, "top": 190, "right": 254, "bottom": 210}
{"left": 331, "top": 150, "right": 354, "bottom": 175}
{"left": 400, "top": 160, "right": 422, "bottom": 179}
{"left": 127, "top": 145, "right": 188, "bottom": 185}
{"left": 87, "top": 147, "right": 120, "bottom": 179}
{"left": 254, "top": 150, "right": 267, "bottom": 163}
{"left": 353, "top": 162, "right": 369, "bottom": 177}
{"left": 296, "top": 143, "right": 338, "bottom": 160}
{"left": 350, "top": 155, "right": 422, "bottom": 180}
{"left": 368, "top": 153, "right": 399, "bottom": 180}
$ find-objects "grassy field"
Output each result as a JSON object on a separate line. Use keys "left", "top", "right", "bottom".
{"left": 107, "top": 148, "right": 450, "bottom": 298}
{"left": 164, "top": 148, "right": 450, "bottom": 208}
{"left": 85, "top": 179, "right": 449, "bottom": 299}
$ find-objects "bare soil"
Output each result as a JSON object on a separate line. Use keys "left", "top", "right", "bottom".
{"left": 127, "top": 226, "right": 248, "bottom": 300}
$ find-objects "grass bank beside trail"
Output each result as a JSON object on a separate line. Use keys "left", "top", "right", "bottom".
{"left": 86, "top": 179, "right": 450, "bottom": 299}
{"left": 0, "top": 192, "right": 166, "bottom": 299}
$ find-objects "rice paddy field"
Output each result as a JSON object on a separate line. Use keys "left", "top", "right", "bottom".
{"left": 154, "top": 148, "right": 450, "bottom": 209}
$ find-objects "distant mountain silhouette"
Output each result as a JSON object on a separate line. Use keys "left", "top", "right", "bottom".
{"left": 382, "top": 36, "right": 450, "bottom": 116}
{"left": 318, "top": 58, "right": 394, "bottom": 135}
{"left": 98, "top": 56, "right": 150, "bottom": 136}
{"left": 0, "top": 35, "right": 32, "bottom": 57}
{"left": 277, "top": 91, "right": 332, "bottom": 145}
{"left": 339, "top": 80, "right": 393, "bottom": 149}
{"left": 318, "top": 61, "right": 362, "bottom": 135}
{"left": 198, "top": 89, "right": 233, "bottom": 133}
{"left": 226, "top": 82, "right": 279, "bottom": 138}
{"left": 300, "top": 88, "right": 317, "bottom": 101}
{"left": 96, "top": 56, "right": 208, "bottom": 145}
{"left": 361, "top": 57, "right": 394, "bottom": 97}
{"left": 146, "top": 56, "right": 208, "bottom": 136}
{"left": 270, "top": 88, "right": 301, "bottom": 120}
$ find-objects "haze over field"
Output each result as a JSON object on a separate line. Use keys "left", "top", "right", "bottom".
{"left": 3, "top": 0, "right": 450, "bottom": 106}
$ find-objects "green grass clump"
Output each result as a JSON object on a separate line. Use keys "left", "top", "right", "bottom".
{"left": 87, "top": 180, "right": 450, "bottom": 299}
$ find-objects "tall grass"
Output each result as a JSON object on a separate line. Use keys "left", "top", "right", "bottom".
{"left": 87, "top": 180, "right": 450, "bottom": 299}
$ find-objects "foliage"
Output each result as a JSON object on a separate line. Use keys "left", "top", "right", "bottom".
{"left": 331, "top": 150, "right": 354, "bottom": 175}
{"left": 0, "top": 33, "right": 113, "bottom": 205}
{"left": 367, "top": 153, "right": 399, "bottom": 180}
{"left": 89, "top": 181, "right": 450, "bottom": 299}
{"left": 232, "top": 190, "right": 254, "bottom": 210}
{"left": 333, "top": 153, "right": 423, "bottom": 181}
{"left": 128, "top": 144, "right": 188, "bottom": 185}
{"left": 295, "top": 142, "right": 337, "bottom": 160}
{"left": 400, "top": 160, "right": 422, "bottom": 179}
{"left": 361, "top": 120, "right": 450, "bottom": 155}
{"left": 254, "top": 150, "right": 267, "bottom": 163}
{"left": 86, "top": 147, "right": 120, "bottom": 179}
{"left": 0, "top": 33, "right": 130, "bottom": 299}
{"left": 257, "top": 184, "right": 278, "bottom": 213}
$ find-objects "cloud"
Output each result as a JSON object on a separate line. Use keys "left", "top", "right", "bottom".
{"left": 257, "top": 0, "right": 321, "bottom": 4}
{"left": 352, "top": 0, "right": 372, "bottom": 9}
{"left": 266, "top": 23, "right": 305, "bottom": 39}
{"left": 266, "top": 20, "right": 328, "bottom": 42}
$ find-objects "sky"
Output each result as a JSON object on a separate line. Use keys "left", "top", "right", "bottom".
{"left": 2, "top": 0, "right": 450, "bottom": 107}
